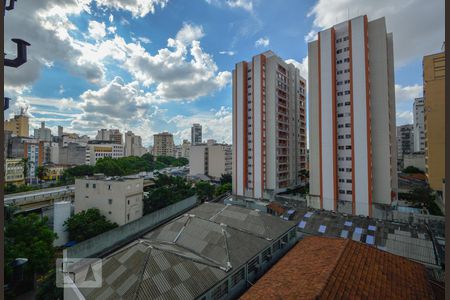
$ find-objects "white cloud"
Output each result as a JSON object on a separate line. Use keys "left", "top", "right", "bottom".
{"left": 137, "top": 36, "right": 151, "bottom": 44}
{"left": 304, "top": 30, "right": 317, "bottom": 43}
{"left": 226, "top": 0, "right": 253, "bottom": 12}
{"left": 88, "top": 20, "right": 106, "bottom": 40}
{"left": 395, "top": 84, "right": 422, "bottom": 102}
{"left": 59, "top": 85, "right": 65, "bottom": 95}
{"left": 285, "top": 56, "right": 309, "bottom": 79}
{"left": 255, "top": 37, "right": 269, "bottom": 47}
{"left": 108, "top": 14, "right": 114, "bottom": 22}
{"left": 219, "top": 50, "right": 236, "bottom": 56}
{"left": 107, "top": 26, "right": 117, "bottom": 34}
{"left": 176, "top": 22, "right": 205, "bottom": 44}
{"left": 95, "top": 0, "right": 169, "bottom": 18}
{"left": 396, "top": 111, "right": 413, "bottom": 125}
{"left": 307, "top": 0, "right": 444, "bottom": 66}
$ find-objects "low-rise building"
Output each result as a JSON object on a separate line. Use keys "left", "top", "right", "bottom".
{"left": 74, "top": 175, "right": 143, "bottom": 226}
{"left": 403, "top": 152, "right": 426, "bottom": 172}
{"left": 181, "top": 139, "right": 190, "bottom": 158}
{"left": 189, "top": 140, "right": 232, "bottom": 181}
{"left": 43, "top": 164, "right": 69, "bottom": 181}
{"left": 5, "top": 158, "right": 25, "bottom": 185}
{"left": 85, "top": 141, "right": 124, "bottom": 165}
{"left": 59, "top": 143, "right": 87, "bottom": 165}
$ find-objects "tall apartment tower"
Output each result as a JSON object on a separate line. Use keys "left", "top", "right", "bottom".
{"left": 423, "top": 51, "right": 445, "bottom": 192}
{"left": 413, "top": 97, "right": 425, "bottom": 152}
{"left": 4, "top": 108, "right": 29, "bottom": 137}
{"left": 153, "top": 132, "right": 175, "bottom": 157}
{"left": 396, "top": 124, "right": 414, "bottom": 169}
{"left": 34, "top": 121, "right": 52, "bottom": 142}
{"left": 308, "top": 15, "right": 398, "bottom": 217}
{"left": 232, "top": 50, "right": 307, "bottom": 200}
{"left": 191, "top": 124, "right": 202, "bottom": 145}
{"left": 96, "top": 129, "right": 123, "bottom": 144}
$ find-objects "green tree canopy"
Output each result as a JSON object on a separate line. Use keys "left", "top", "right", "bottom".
{"left": 215, "top": 183, "right": 231, "bottom": 197}
{"left": 64, "top": 208, "right": 118, "bottom": 242}
{"left": 5, "top": 214, "right": 57, "bottom": 279}
{"left": 219, "top": 173, "right": 232, "bottom": 185}
{"left": 195, "top": 181, "right": 215, "bottom": 202}
{"left": 403, "top": 166, "right": 425, "bottom": 174}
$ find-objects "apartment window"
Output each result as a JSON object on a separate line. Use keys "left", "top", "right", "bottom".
{"left": 346, "top": 145, "right": 352, "bottom": 150}
{"left": 338, "top": 124, "right": 344, "bottom": 128}
{"left": 231, "top": 268, "right": 245, "bottom": 287}
{"left": 344, "top": 69, "right": 350, "bottom": 73}
{"left": 211, "top": 281, "right": 228, "bottom": 300}
{"left": 347, "top": 179, "right": 352, "bottom": 183}
{"left": 345, "top": 134, "right": 352, "bottom": 138}
{"left": 108, "top": 199, "right": 112, "bottom": 205}
{"left": 346, "top": 190, "right": 353, "bottom": 195}
{"left": 339, "top": 168, "right": 344, "bottom": 172}
{"left": 344, "top": 90, "right": 351, "bottom": 95}
{"left": 336, "top": 49, "right": 342, "bottom": 54}
{"left": 93, "top": 183, "right": 96, "bottom": 189}
{"left": 345, "top": 101, "right": 351, "bottom": 106}
{"left": 128, "top": 200, "right": 130, "bottom": 205}
{"left": 338, "top": 135, "right": 344, "bottom": 139}
{"left": 338, "top": 146, "right": 344, "bottom": 150}
{"left": 346, "top": 157, "right": 352, "bottom": 161}
{"left": 338, "top": 113, "right": 344, "bottom": 118}
{"left": 346, "top": 168, "right": 352, "bottom": 172}
{"left": 108, "top": 185, "right": 111, "bottom": 190}
{"left": 339, "top": 189, "right": 345, "bottom": 194}
{"left": 345, "top": 123, "right": 351, "bottom": 128}
{"left": 344, "top": 58, "right": 350, "bottom": 62}
{"left": 343, "top": 36, "right": 349, "bottom": 41}
{"left": 127, "top": 214, "right": 130, "bottom": 221}
{"left": 86, "top": 183, "right": 89, "bottom": 188}
{"left": 337, "top": 92, "right": 343, "bottom": 96}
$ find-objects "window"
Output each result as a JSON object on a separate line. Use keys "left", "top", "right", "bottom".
{"left": 345, "top": 123, "right": 351, "bottom": 128}
{"left": 108, "top": 199, "right": 113, "bottom": 204}
{"left": 344, "top": 58, "right": 350, "bottom": 62}
{"left": 347, "top": 179, "right": 352, "bottom": 183}
{"left": 127, "top": 214, "right": 130, "bottom": 221}
{"left": 346, "top": 168, "right": 352, "bottom": 172}
{"left": 272, "top": 240, "right": 281, "bottom": 253}
{"left": 346, "top": 190, "right": 353, "bottom": 195}
{"left": 231, "top": 268, "right": 245, "bottom": 287}
{"left": 128, "top": 200, "right": 130, "bottom": 205}
{"left": 343, "top": 36, "right": 349, "bottom": 41}
{"left": 346, "top": 145, "right": 352, "bottom": 150}
{"left": 289, "top": 229, "right": 296, "bottom": 240}
{"left": 93, "top": 183, "right": 96, "bottom": 189}
{"left": 248, "top": 257, "right": 260, "bottom": 274}
{"left": 339, "top": 189, "right": 345, "bottom": 194}
{"left": 86, "top": 183, "right": 89, "bottom": 188}
{"left": 344, "top": 90, "right": 351, "bottom": 95}
{"left": 211, "top": 281, "right": 228, "bottom": 300}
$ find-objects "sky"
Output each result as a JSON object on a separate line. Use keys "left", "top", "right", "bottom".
{"left": 4, "top": 0, "right": 445, "bottom": 147}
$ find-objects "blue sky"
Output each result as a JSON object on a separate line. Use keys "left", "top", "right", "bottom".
{"left": 4, "top": 0, "right": 444, "bottom": 146}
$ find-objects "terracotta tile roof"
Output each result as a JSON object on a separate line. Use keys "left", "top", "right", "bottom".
{"left": 240, "top": 236, "right": 435, "bottom": 300}
{"left": 267, "top": 201, "right": 286, "bottom": 215}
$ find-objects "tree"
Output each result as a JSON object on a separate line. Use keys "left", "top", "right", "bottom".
{"left": 215, "top": 183, "right": 231, "bottom": 197}
{"left": 64, "top": 208, "right": 118, "bottom": 242}
{"left": 21, "top": 158, "right": 28, "bottom": 182}
{"left": 94, "top": 157, "right": 125, "bottom": 176}
{"left": 35, "top": 166, "right": 47, "bottom": 181}
{"left": 5, "top": 214, "right": 57, "bottom": 280}
{"left": 195, "top": 181, "right": 215, "bottom": 202}
{"left": 36, "top": 269, "right": 62, "bottom": 300}
{"left": 403, "top": 166, "right": 425, "bottom": 174}
{"left": 219, "top": 173, "right": 232, "bottom": 185}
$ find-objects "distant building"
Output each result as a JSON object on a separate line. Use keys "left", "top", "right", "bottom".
{"left": 61, "top": 133, "right": 89, "bottom": 147}
{"left": 413, "top": 97, "right": 425, "bottom": 152}
{"left": 6, "top": 136, "right": 35, "bottom": 158}
{"left": 5, "top": 158, "right": 25, "bottom": 185}
{"left": 233, "top": 50, "right": 307, "bottom": 201}
{"left": 75, "top": 176, "right": 144, "bottom": 226}
{"left": 58, "top": 125, "right": 64, "bottom": 138}
{"left": 34, "top": 121, "right": 52, "bottom": 142}
{"left": 189, "top": 140, "right": 232, "bottom": 181}
{"left": 43, "top": 164, "right": 69, "bottom": 181}
{"left": 124, "top": 131, "right": 147, "bottom": 157}
{"left": 96, "top": 129, "right": 123, "bottom": 144}
{"left": 173, "top": 145, "right": 182, "bottom": 158}
{"left": 59, "top": 143, "right": 87, "bottom": 166}
{"left": 308, "top": 15, "right": 398, "bottom": 217}
{"left": 403, "top": 152, "right": 426, "bottom": 172}
{"left": 24, "top": 141, "right": 46, "bottom": 183}
{"left": 397, "top": 124, "right": 414, "bottom": 169}
{"left": 241, "top": 236, "right": 436, "bottom": 300}
{"left": 85, "top": 141, "right": 124, "bottom": 165}
{"left": 191, "top": 123, "right": 202, "bottom": 145}
{"left": 424, "top": 51, "right": 445, "bottom": 192}
{"left": 181, "top": 139, "right": 190, "bottom": 158}
{"left": 4, "top": 108, "right": 29, "bottom": 137}
{"left": 153, "top": 132, "right": 174, "bottom": 157}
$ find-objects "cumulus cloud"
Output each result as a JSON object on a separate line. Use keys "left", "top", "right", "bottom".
{"left": 88, "top": 20, "right": 106, "bottom": 40}
{"left": 395, "top": 84, "right": 422, "bottom": 102}
{"left": 255, "top": 37, "right": 269, "bottom": 47}
{"left": 304, "top": 30, "right": 317, "bottom": 43}
{"left": 95, "top": 0, "right": 169, "bottom": 18}
{"left": 396, "top": 111, "right": 413, "bottom": 125}
{"left": 306, "top": 0, "right": 444, "bottom": 66}
{"left": 226, "top": 0, "right": 253, "bottom": 12}
{"left": 219, "top": 50, "right": 236, "bottom": 56}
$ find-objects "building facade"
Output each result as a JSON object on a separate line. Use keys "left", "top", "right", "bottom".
{"left": 34, "top": 121, "right": 52, "bottom": 142}
{"left": 397, "top": 124, "right": 414, "bottom": 170}
{"left": 308, "top": 15, "right": 398, "bottom": 217}
{"left": 403, "top": 153, "right": 426, "bottom": 172}
{"left": 232, "top": 50, "right": 307, "bottom": 200}
{"left": 4, "top": 109, "right": 29, "bottom": 137}
{"left": 181, "top": 139, "right": 191, "bottom": 158}
{"left": 24, "top": 141, "right": 46, "bottom": 183}
{"left": 413, "top": 97, "right": 425, "bottom": 152}
{"left": 74, "top": 176, "right": 144, "bottom": 226}
{"left": 96, "top": 129, "right": 123, "bottom": 144}
{"left": 191, "top": 123, "right": 202, "bottom": 145}
{"left": 5, "top": 158, "right": 25, "bottom": 185}
{"left": 124, "top": 131, "right": 147, "bottom": 157}
{"left": 423, "top": 51, "right": 445, "bottom": 192}
{"left": 189, "top": 140, "right": 232, "bottom": 180}
{"left": 153, "top": 132, "right": 174, "bottom": 157}
{"left": 85, "top": 141, "right": 124, "bottom": 165}
{"left": 59, "top": 143, "right": 87, "bottom": 165}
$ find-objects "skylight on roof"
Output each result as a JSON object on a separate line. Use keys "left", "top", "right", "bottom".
{"left": 354, "top": 227, "right": 363, "bottom": 235}
{"left": 304, "top": 212, "right": 313, "bottom": 218}
{"left": 318, "top": 225, "right": 326, "bottom": 233}
{"left": 298, "top": 221, "right": 306, "bottom": 229}
{"left": 344, "top": 221, "right": 352, "bottom": 227}
{"left": 341, "top": 230, "right": 349, "bottom": 238}
{"left": 368, "top": 225, "right": 377, "bottom": 231}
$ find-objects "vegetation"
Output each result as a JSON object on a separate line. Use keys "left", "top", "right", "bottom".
{"left": 214, "top": 182, "right": 232, "bottom": 197}
{"left": 35, "top": 166, "right": 48, "bottom": 181}
{"left": 143, "top": 174, "right": 195, "bottom": 214}
{"left": 156, "top": 155, "right": 189, "bottom": 167}
{"left": 403, "top": 166, "right": 425, "bottom": 174}
{"left": 4, "top": 183, "right": 40, "bottom": 194}
{"left": 219, "top": 173, "right": 232, "bottom": 185}
{"left": 64, "top": 208, "right": 118, "bottom": 242}
{"left": 5, "top": 213, "right": 57, "bottom": 281}
{"left": 195, "top": 181, "right": 216, "bottom": 202}
{"left": 36, "top": 269, "right": 62, "bottom": 300}
{"left": 402, "top": 186, "right": 443, "bottom": 216}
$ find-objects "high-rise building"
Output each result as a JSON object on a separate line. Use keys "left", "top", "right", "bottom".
{"left": 153, "top": 132, "right": 174, "bottom": 157}
{"left": 232, "top": 50, "right": 307, "bottom": 200}
{"left": 85, "top": 141, "right": 124, "bottom": 165}
{"left": 34, "top": 121, "right": 52, "bottom": 142}
{"left": 397, "top": 124, "right": 414, "bottom": 169}
{"left": 308, "top": 15, "right": 398, "bottom": 217}
{"left": 423, "top": 51, "right": 445, "bottom": 192}
{"left": 4, "top": 108, "right": 29, "bottom": 137}
{"left": 124, "top": 131, "right": 147, "bottom": 157}
{"left": 96, "top": 129, "right": 123, "bottom": 144}
{"left": 413, "top": 97, "right": 425, "bottom": 152}
{"left": 191, "top": 123, "right": 202, "bottom": 145}
{"left": 181, "top": 139, "right": 191, "bottom": 158}
{"left": 58, "top": 125, "right": 64, "bottom": 138}
{"left": 24, "top": 141, "right": 46, "bottom": 183}
{"left": 189, "top": 140, "right": 232, "bottom": 180}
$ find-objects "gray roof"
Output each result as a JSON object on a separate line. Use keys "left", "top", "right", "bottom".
{"left": 76, "top": 202, "right": 295, "bottom": 299}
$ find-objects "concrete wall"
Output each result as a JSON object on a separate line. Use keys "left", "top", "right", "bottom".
{"left": 54, "top": 201, "right": 72, "bottom": 247}
{"left": 64, "top": 195, "right": 198, "bottom": 259}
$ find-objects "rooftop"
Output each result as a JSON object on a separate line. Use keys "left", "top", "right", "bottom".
{"left": 241, "top": 236, "right": 435, "bottom": 300}
{"left": 74, "top": 202, "right": 295, "bottom": 299}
